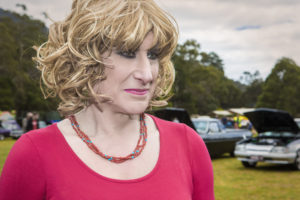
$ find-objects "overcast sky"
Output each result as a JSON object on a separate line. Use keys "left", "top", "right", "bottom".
{"left": 1, "top": 0, "right": 299, "bottom": 81}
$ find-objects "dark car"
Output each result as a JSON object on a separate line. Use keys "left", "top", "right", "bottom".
{"left": 0, "top": 126, "right": 10, "bottom": 140}
{"left": 151, "top": 107, "right": 252, "bottom": 157}
{"left": 234, "top": 108, "right": 300, "bottom": 170}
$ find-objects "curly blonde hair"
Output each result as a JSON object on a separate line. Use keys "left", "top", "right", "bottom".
{"left": 34, "top": 0, "right": 178, "bottom": 116}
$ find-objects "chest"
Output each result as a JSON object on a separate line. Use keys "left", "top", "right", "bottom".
{"left": 61, "top": 121, "right": 160, "bottom": 180}
{"left": 49, "top": 118, "right": 194, "bottom": 199}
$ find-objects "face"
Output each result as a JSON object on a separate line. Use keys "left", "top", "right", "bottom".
{"left": 96, "top": 32, "right": 159, "bottom": 114}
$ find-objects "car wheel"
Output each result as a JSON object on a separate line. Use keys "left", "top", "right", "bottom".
{"left": 294, "top": 150, "right": 300, "bottom": 170}
{"left": 0, "top": 135, "right": 4, "bottom": 141}
{"left": 242, "top": 161, "right": 257, "bottom": 168}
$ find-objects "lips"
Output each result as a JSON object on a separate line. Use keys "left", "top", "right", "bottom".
{"left": 124, "top": 89, "right": 149, "bottom": 95}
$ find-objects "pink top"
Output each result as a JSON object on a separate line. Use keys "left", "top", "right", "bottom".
{"left": 0, "top": 116, "right": 214, "bottom": 200}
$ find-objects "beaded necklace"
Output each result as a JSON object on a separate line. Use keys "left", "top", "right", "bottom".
{"left": 68, "top": 114, "right": 147, "bottom": 163}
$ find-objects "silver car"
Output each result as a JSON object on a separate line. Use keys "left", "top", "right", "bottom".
{"left": 234, "top": 108, "right": 300, "bottom": 170}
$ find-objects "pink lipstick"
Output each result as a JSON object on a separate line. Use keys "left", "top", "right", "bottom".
{"left": 124, "top": 89, "right": 149, "bottom": 95}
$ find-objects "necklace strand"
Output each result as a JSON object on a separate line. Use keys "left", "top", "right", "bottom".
{"left": 68, "top": 114, "right": 147, "bottom": 163}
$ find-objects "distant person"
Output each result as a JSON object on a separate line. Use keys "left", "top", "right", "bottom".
{"left": 32, "top": 112, "right": 40, "bottom": 130}
{"left": 0, "top": 0, "right": 214, "bottom": 199}
{"left": 25, "top": 112, "right": 39, "bottom": 131}
{"left": 221, "top": 117, "right": 228, "bottom": 127}
{"left": 22, "top": 112, "right": 33, "bottom": 132}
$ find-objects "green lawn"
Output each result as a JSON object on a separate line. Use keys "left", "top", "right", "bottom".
{"left": 212, "top": 155, "right": 300, "bottom": 200}
{"left": 0, "top": 138, "right": 15, "bottom": 174}
{"left": 1, "top": 139, "right": 299, "bottom": 199}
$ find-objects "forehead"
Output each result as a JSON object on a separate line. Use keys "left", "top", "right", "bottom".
{"left": 139, "top": 32, "right": 155, "bottom": 50}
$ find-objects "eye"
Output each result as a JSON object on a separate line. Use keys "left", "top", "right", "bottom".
{"left": 117, "top": 51, "right": 136, "bottom": 58}
{"left": 147, "top": 51, "right": 159, "bottom": 60}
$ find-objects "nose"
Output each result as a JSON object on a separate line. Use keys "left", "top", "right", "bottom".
{"left": 133, "top": 54, "right": 154, "bottom": 85}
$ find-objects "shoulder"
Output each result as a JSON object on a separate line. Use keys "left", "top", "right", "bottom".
{"left": 0, "top": 132, "right": 47, "bottom": 199}
{"left": 148, "top": 114, "right": 186, "bottom": 133}
{"left": 4, "top": 124, "right": 58, "bottom": 163}
{"left": 148, "top": 114, "right": 207, "bottom": 149}
{"left": 149, "top": 114, "right": 202, "bottom": 138}
{"left": 24, "top": 123, "right": 59, "bottom": 143}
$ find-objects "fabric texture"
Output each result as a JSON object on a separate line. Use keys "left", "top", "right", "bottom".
{"left": 0, "top": 115, "right": 214, "bottom": 200}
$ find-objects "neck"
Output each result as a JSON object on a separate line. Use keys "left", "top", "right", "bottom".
{"left": 74, "top": 104, "right": 141, "bottom": 137}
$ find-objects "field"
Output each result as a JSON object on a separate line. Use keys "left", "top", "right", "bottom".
{"left": 1, "top": 139, "right": 299, "bottom": 199}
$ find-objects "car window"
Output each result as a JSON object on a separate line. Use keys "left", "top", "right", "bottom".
{"left": 1, "top": 121, "right": 20, "bottom": 130}
{"left": 209, "top": 122, "right": 220, "bottom": 134}
{"left": 193, "top": 120, "right": 208, "bottom": 133}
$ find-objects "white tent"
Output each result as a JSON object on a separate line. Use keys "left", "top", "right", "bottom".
{"left": 213, "top": 110, "right": 232, "bottom": 116}
{"left": 229, "top": 108, "right": 255, "bottom": 115}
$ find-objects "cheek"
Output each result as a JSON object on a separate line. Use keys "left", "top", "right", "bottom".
{"left": 152, "top": 62, "right": 159, "bottom": 80}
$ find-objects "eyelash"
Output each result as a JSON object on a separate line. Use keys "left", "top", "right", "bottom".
{"left": 117, "top": 50, "right": 159, "bottom": 60}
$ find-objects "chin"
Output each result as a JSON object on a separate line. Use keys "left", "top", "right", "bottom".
{"left": 120, "top": 102, "right": 149, "bottom": 115}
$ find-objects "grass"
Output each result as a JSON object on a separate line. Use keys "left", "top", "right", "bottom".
{"left": 1, "top": 139, "right": 299, "bottom": 199}
{"left": 0, "top": 138, "right": 15, "bottom": 174}
{"left": 212, "top": 154, "right": 300, "bottom": 200}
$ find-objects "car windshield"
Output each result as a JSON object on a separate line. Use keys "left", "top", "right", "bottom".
{"left": 296, "top": 121, "right": 300, "bottom": 128}
{"left": 193, "top": 120, "right": 208, "bottom": 133}
{"left": 259, "top": 131, "right": 295, "bottom": 137}
{"left": 1, "top": 121, "right": 20, "bottom": 130}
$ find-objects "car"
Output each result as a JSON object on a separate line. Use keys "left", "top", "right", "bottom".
{"left": 234, "top": 108, "right": 300, "bottom": 170}
{"left": 38, "top": 120, "right": 48, "bottom": 128}
{"left": 192, "top": 117, "right": 252, "bottom": 157}
{"left": 1, "top": 120, "right": 23, "bottom": 139}
{"left": 0, "top": 126, "right": 11, "bottom": 140}
{"left": 192, "top": 117, "right": 226, "bottom": 134}
{"left": 295, "top": 118, "right": 300, "bottom": 128}
{"left": 151, "top": 107, "right": 252, "bottom": 157}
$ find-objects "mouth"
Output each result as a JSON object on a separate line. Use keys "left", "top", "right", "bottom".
{"left": 124, "top": 89, "right": 149, "bottom": 95}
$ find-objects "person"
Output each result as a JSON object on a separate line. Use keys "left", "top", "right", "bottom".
{"left": 22, "top": 112, "right": 33, "bottom": 132}
{"left": 0, "top": 0, "right": 214, "bottom": 199}
{"left": 25, "top": 112, "right": 40, "bottom": 131}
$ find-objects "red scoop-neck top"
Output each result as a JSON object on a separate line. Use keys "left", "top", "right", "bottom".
{"left": 0, "top": 116, "right": 214, "bottom": 200}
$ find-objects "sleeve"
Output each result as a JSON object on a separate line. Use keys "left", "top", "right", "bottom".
{"left": 0, "top": 134, "right": 46, "bottom": 200}
{"left": 184, "top": 124, "right": 215, "bottom": 200}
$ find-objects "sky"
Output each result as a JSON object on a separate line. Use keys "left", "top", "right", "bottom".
{"left": 1, "top": 0, "right": 299, "bottom": 81}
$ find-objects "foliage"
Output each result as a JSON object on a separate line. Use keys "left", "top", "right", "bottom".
{"left": 257, "top": 57, "right": 300, "bottom": 116}
{"left": 0, "top": 8, "right": 58, "bottom": 116}
{"left": 171, "top": 40, "right": 242, "bottom": 114}
{"left": 239, "top": 71, "right": 263, "bottom": 108}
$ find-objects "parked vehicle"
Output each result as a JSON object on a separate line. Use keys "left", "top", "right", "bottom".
{"left": 151, "top": 108, "right": 252, "bottom": 157}
{"left": 192, "top": 117, "right": 252, "bottom": 157}
{"left": 1, "top": 120, "right": 23, "bottom": 139}
{"left": 295, "top": 118, "right": 300, "bottom": 128}
{"left": 234, "top": 108, "right": 300, "bottom": 170}
{"left": 0, "top": 126, "right": 10, "bottom": 140}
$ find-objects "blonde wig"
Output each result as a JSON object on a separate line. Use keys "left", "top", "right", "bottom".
{"left": 35, "top": 0, "right": 178, "bottom": 116}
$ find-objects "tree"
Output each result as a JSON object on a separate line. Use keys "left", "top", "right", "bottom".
{"left": 256, "top": 58, "right": 300, "bottom": 116}
{"left": 200, "top": 52, "right": 224, "bottom": 72}
{"left": 171, "top": 40, "right": 242, "bottom": 114}
{"left": 0, "top": 8, "right": 58, "bottom": 116}
{"left": 239, "top": 70, "right": 263, "bottom": 107}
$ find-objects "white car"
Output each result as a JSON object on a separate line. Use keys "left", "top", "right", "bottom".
{"left": 234, "top": 108, "right": 300, "bottom": 170}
